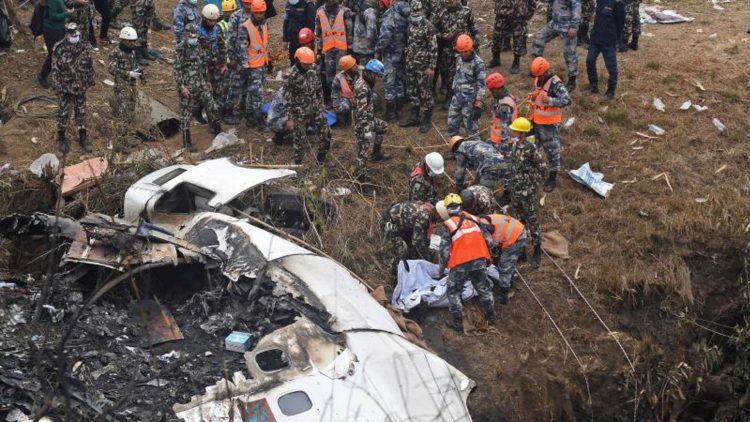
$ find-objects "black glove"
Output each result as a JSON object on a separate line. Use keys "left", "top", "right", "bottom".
{"left": 473, "top": 106, "right": 482, "bottom": 120}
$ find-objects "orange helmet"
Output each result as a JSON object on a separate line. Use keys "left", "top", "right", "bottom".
{"left": 448, "top": 135, "right": 465, "bottom": 152}
{"left": 294, "top": 46, "right": 315, "bottom": 64}
{"left": 530, "top": 57, "right": 550, "bottom": 77}
{"left": 250, "top": 0, "right": 266, "bottom": 12}
{"left": 241, "top": 0, "right": 252, "bottom": 4}
{"left": 455, "top": 34, "right": 473, "bottom": 53}
{"left": 486, "top": 72, "right": 505, "bottom": 89}
{"left": 339, "top": 55, "right": 356, "bottom": 71}
{"left": 298, "top": 27, "right": 313, "bottom": 44}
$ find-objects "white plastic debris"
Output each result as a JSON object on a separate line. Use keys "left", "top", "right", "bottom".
{"left": 641, "top": 6, "right": 695, "bottom": 24}
{"left": 103, "top": 79, "right": 115, "bottom": 86}
{"left": 29, "top": 153, "right": 60, "bottom": 177}
{"left": 31, "top": 137, "right": 38, "bottom": 144}
{"left": 563, "top": 117, "right": 576, "bottom": 129}
{"left": 648, "top": 124, "right": 666, "bottom": 136}
{"left": 653, "top": 98, "right": 665, "bottom": 112}
{"left": 146, "top": 378, "right": 170, "bottom": 386}
{"left": 158, "top": 350, "right": 181, "bottom": 362}
{"left": 712, "top": 118, "right": 726, "bottom": 132}
{"left": 709, "top": 33, "right": 718, "bottom": 38}
{"left": 679, "top": 100, "right": 692, "bottom": 110}
{"left": 569, "top": 162, "right": 614, "bottom": 198}
{"left": 205, "top": 128, "right": 242, "bottom": 153}
{"left": 692, "top": 104, "right": 708, "bottom": 112}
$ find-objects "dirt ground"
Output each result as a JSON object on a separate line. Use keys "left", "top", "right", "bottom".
{"left": 1, "top": 0, "right": 750, "bottom": 420}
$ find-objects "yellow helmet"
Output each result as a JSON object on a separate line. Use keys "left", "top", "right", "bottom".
{"left": 509, "top": 117, "right": 532, "bottom": 133}
{"left": 221, "top": 0, "right": 238, "bottom": 13}
{"left": 443, "top": 193, "right": 462, "bottom": 208}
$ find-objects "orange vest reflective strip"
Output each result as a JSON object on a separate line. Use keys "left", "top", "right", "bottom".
{"left": 486, "top": 214, "right": 524, "bottom": 250}
{"left": 530, "top": 76, "right": 562, "bottom": 125}
{"left": 242, "top": 20, "right": 268, "bottom": 68}
{"left": 443, "top": 213, "right": 491, "bottom": 268}
{"left": 318, "top": 9, "right": 347, "bottom": 53}
{"left": 490, "top": 96, "right": 518, "bottom": 145}
{"left": 337, "top": 73, "right": 353, "bottom": 99}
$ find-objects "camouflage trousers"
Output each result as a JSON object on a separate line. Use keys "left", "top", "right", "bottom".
{"left": 69, "top": 6, "right": 93, "bottom": 46}
{"left": 447, "top": 96, "right": 478, "bottom": 136}
{"left": 208, "top": 67, "right": 228, "bottom": 105}
{"left": 580, "top": 0, "right": 595, "bottom": 34}
{"left": 492, "top": 17, "right": 529, "bottom": 57}
{"left": 510, "top": 191, "right": 540, "bottom": 247}
{"left": 110, "top": 0, "right": 131, "bottom": 20}
{"left": 622, "top": 0, "right": 641, "bottom": 42}
{"left": 322, "top": 49, "right": 346, "bottom": 89}
{"left": 111, "top": 84, "right": 137, "bottom": 146}
{"left": 532, "top": 23, "right": 579, "bottom": 77}
{"left": 383, "top": 228, "right": 412, "bottom": 279}
{"left": 477, "top": 166, "right": 504, "bottom": 192}
{"left": 437, "top": 46, "right": 456, "bottom": 92}
{"left": 405, "top": 65, "right": 434, "bottom": 113}
{"left": 57, "top": 93, "right": 87, "bottom": 132}
{"left": 447, "top": 261, "right": 494, "bottom": 321}
{"left": 355, "top": 119, "right": 387, "bottom": 179}
{"left": 494, "top": 230, "right": 526, "bottom": 290}
{"left": 179, "top": 85, "right": 219, "bottom": 131}
{"left": 535, "top": 123, "right": 561, "bottom": 171}
{"left": 291, "top": 113, "right": 331, "bottom": 164}
{"left": 224, "top": 67, "right": 265, "bottom": 117}
{"left": 131, "top": 4, "right": 154, "bottom": 48}
{"left": 382, "top": 51, "right": 405, "bottom": 101}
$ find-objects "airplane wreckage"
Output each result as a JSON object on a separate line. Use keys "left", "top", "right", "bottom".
{"left": 0, "top": 159, "right": 475, "bottom": 421}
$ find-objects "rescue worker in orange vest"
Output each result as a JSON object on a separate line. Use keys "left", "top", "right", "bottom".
{"left": 486, "top": 72, "right": 518, "bottom": 156}
{"left": 409, "top": 152, "right": 444, "bottom": 203}
{"left": 437, "top": 193, "right": 496, "bottom": 332}
{"left": 528, "top": 56, "right": 571, "bottom": 193}
{"left": 315, "top": 0, "right": 354, "bottom": 103}
{"left": 233, "top": 0, "right": 271, "bottom": 128}
{"left": 330, "top": 54, "right": 359, "bottom": 126}
{"left": 479, "top": 213, "right": 526, "bottom": 304}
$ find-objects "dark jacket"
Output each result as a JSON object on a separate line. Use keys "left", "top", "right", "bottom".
{"left": 283, "top": 0, "right": 316, "bottom": 44}
{"left": 590, "top": 0, "right": 625, "bottom": 46}
{"left": 43, "top": 0, "right": 68, "bottom": 31}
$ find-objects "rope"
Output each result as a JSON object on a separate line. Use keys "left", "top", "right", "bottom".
{"left": 15, "top": 95, "right": 58, "bottom": 119}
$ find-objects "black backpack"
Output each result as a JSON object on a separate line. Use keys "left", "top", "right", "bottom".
{"left": 0, "top": 7, "right": 11, "bottom": 48}
{"left": 29, "top": 4, "right": 45, "bottom": 38}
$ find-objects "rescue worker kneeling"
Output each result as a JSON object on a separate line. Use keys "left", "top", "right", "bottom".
{"left": 331, "top": 54, "right": 359, "bottom": 126}
{"left": 437, "top": 194, "right": 496, "bottom": 333}
{"left": 479, "top": 212, "right": 526, "bottom": 305}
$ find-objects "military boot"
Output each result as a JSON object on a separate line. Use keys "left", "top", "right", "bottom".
{"left": 399, "top": 105, "right": 420, "bottom": 127}
{"left": 497, "top": 287, "right": 509, "bottom": 305}
{"left": 254, "top": 113, "right": 266, "bottom": 130}
{"left": 57, "top": 130, "right": 69, "bottom": 155}
{"left": 370, "top": 136, "right": 390, "bottom": 161}
{"left": 602, "top": 85, "right": 616, "bottom": 101}
{"left": 544, "top": 170, "right": 558, "bottom": 193}
{"left": 488, "top": 51, "right": 500, "bottom": 68}
{"left": 565, "top": 75, "right": 576, "bottom": 92}
{"left": 445, "top": 315, "right": 464, "bottom": 333}
{"left": 210, "top": 120, "right": 223, "bottom": 135}
{"left": 78, "top": 129, "right": 92, "bottom": 153}
{"left": 485, "top": 306, "right": 498, "bottom": 325}
{"left": 510, "top": 55, "right": 521, "bottom": 74}
{"left": 419, "top": 108, "right": 433, "bottom": 133}
{"left": 384, "top": 101, "right": 397, "bottom": 121}
{"left": 617, "top": 39, "right": 629, "bottom": 53}
{"left": 272, "top": 131, "right": 285, "bottom": 145}
{"left": 315, "top": 150, "right": 327, "bottom": 165}
{"left": 182, "top": 130, "right": 196, "bottom": 152}
{"left": 531, "top": 243, "right": 542, "bottom": 269}
{"left": 222, "top": 107, "right": 239, "bottom": 125}
{"left": 582, "top": 83, "right": 599, "bottom": 95}
{"left": 629, "top": 34, "right": 639, "bottom": 51}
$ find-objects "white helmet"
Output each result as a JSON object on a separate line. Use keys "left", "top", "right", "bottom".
{"left": 435, "top": 201, "right": 449, "bottom": 221}
{"left": 119, "top": 26, "right": 138, "bottom": 40}
{"left": 425, "top": 152, "right": 444, "bottom": 175}
{"left": 202, "top": 4, "right": 221, "bottom": 19}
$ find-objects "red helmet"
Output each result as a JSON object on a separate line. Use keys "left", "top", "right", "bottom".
{"left": 298, "top": 27, "right": 314, "bottom": 44}
{"left": 486, "top": 72, "right": 505, "bottom": 89}
{"left": 380, "top": 0, "right": 391, "bottom": 7}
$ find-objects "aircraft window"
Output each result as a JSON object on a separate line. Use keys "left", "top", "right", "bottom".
{"left": 278, "top": 391, "right": 312, "bottom": 416}
{"left": 255, "top": 349, "right": 290, "bottom": 372}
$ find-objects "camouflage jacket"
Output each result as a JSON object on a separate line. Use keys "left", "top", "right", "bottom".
{"left": 409, "top": 162, "right": 439, "bottom": 203}
{"left": 284, "top": 64, "right": 325, "bottom": 120}
{"left": 352, "top": 4, "right": 378, "bottom": 55}
{"left": 108, "top": 44, "right": 139, "bottom": 88}
{"left": 375, "top": 0, "right": 410, "bottom": 55}
{"left": 197, "top": 22, "right": 227, "bottom": 69}
{"left": 383, "top": 201, "right": 431, "bottom": 252}
{"left": 173, "top": 0, "right": 201, "bottom": 42}
{"left": 51, "top": 39, "right": 95, "bottom": 95}
{"left": 173, "top": 39, "right": 209, "bottom": 90}
{"left": 227, "top": 9, "right": 252, "bottom": 65}
{"left": 331, "top": 68, "right": 359, "bottom": 111}
{"left": 452, "top": 52, "right": 486, "bottom": 103}
{"left": 433, "top": 4, "right": 478, "bottom": 51}
{"left": 405, "top": 15, "right": 437, "bottom": 70}
{"left": 535, "top": 74, "right": 572, "bottom": 108}
{"left": 63, "top": 0, "right": 92, "bottom": 26}
{"left": 455, "top": 140, "right": 505, "bottom": 189}
{"left": 314, "top": 5, "right": 354, "bottom": 52}
{"left": 494, "top": 0, "right": 537, "bottom": 18}
{"left": 131, "top": 0, "right": 155, "bottom": 24}
{"left": 461, "top": 185, "right": 493, "bottom": 215}
{"left": 506, "top": 136, "right": 547, "bottom": 195}
{"left": 549, "top": 0, "right": 581, "bottom": 31}
{"left": 352, "top": 75, "right": 377, "bottom": 135}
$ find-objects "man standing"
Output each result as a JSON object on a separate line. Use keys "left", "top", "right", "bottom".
{"left": 173, "top": 0, "right": 200, "bottom": 42}
{"left": 315, "top": 0, "right": 353, "bottom": 103}
{"left": 449, "top": 135, "right": 506, "bottom": 192}
{"left": 505, "top": 117, "right": 546, "bottom": 268}
{"left": 282, "top": 0, "right": 316, "bottom": 64}
{"left": 235, "top": 0, "right": 271, "bottom": 128}
{"left": 433, "top": 0, "right": 478, "bottom": 109}
{"left": 131, "top": 0, "right": 156, "bottom": 64}
{"left": 400, "top": 0, "right": 437, "bottom": 134}
{"left": 486, "top": 72, "right": 517, "bottom": 155}
{"left": 174, "top": 24, "right": 223, "bottom": 152}
{"left": 330, "top": 55, "right": 359, "bottom": 126}
{"left": 382, "top": 201, "right": 434, "bottom": 282}
{"left": 375, "top": 0, "right": 409, "bottom": 121}
{"left": 64, "top": 0, "right": 93, "bottom": 47}
{"left": 223, "top": 0, "right": 252, "bottom": 124}
{"left": 437, "top": 193, "right": 496, "bottom": 332}
{"left": 489, "top": 0, "right": 536, "bottom": 74}
{"left": 198, "top": 4, "right": 228, "bottom": 101}
{"left": 531, "top": 0, "right": 581, "bottom": 91}
{"left": 479, "top": 212, "right": 526, "bottom": 304}
{"left": 528, "top": 57, "right": 570, "bottom": 192}
{"left": 51, "top": 23, "right": 96, "bottom": 154}
{"left": 584, "top": 0, "right": 625, "bottom": 100}
{"left": 618, "top": 0, "right": 639, "bottom": 51}
{"left": 351, "top": 0, "right": 379, "bottom": 65}
{"left": 36, "top": 0, "right": 67, "bottom": 89}
{"left": 446, "top": 35, "right": 486, "bottom": 138}
{"left": 108, "top": 26, "right": 143, "bottom": 154}
{"left": 353, "top": 59, "right": 388, "bottom": 185}
{"left": 284, "top": 47, "right": 332, "bottom": 164}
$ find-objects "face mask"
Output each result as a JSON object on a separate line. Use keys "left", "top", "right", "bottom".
{"left": 187, "top": 37, "right": 198, "bottom": 45}
{"left": 68, "top": 35, "right": 80, "bottom": 44}
{"left": 187, "top": 0, "right": 197, "bottom": 4}
{"left": 410, "top": 15, "right": 423, "bottom": 22}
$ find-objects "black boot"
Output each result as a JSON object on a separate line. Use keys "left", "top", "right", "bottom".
{"left": 544, "top": 170, "right": 558, "bottom": 193}
{"left": 183, "top": 130, "right": 196, "bottom": 152}
{"left": 445, "top": 315, "right": 464, "bottom": 333}
{"left": 617, "top": 39, "right": 629, "bottom": 53}
{"left": 497, "top": 287, "right": 509, "bottom": 305}
{"left": 419, "top": 107, "right": 432, "bottom": 133}
{"left": 384, "top": 101, "right": 397, "bottom": 122}
{"left": 136, "top": 47, "right": 150, "bottom": 66}
{"left": 531, "top": 243, "right": 542, "bottom": 269}
{"left": 399, "top": 105, "right": 420, "bottom": 127}
{"left": 222, "top": 107, "right": 239, "bottom": 125}
{"left": 488, "top": 51, "right": 500, "bottom": 68}
{"left": 78, "top": 129, "right": 92, "bottom": 153}
{"left": 602, "top": 85, "right": 616, "bottom": 101}
{"left": 315, "top": 150, "right": 327, "bottom": 165}
{"left": 582, "top": 83, "right": 599, "bottom": 95}
{"left": 254, "top": 113, "right": 266, "bottom": 130}
{"left": 485, "top": 305, "right": 498, "bottom": 325}
{"left": 628, "top": 33, "right": 639, "bottom": 51}
{"left": 272, "top": 131, "right": 285, "bottom": 145}
{"left": 210, "top": 120, "right": 223, "bottom": 135}
{"left": 510, "top": 55, "right": 521, "bottom": 74}
{"left": 370, "top": 136, "right": 390, "bottom": 162}
{"left": 57, "top": 130, "right": 69, "bottom": 154}
{"left": 565, "top": 75, "right": 576, "bottom": 92}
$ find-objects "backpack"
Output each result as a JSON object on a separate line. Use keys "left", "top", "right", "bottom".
{"left": 0, "top": 7, "right": 11, "bottom": 48}
{"left": 29, "top": 4, "right": 45, "bottom": 38}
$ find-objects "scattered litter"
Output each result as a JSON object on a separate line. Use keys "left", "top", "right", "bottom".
{"left": 643, "top": 32, "right": 654, "bottom": 37}
{"left": 648, "top": 124, "right": 665, "bottom": 136}
{"left": 651, "top": 172, "right": 674, "bottom": 192}
{"left": 29, "top": 153, "right": 59, "bottom": 178}
{"left": 632, "top": 146, "right": 644, "bottom": 150}
{"left": 712, "top": 118, "right": 726, "bottom": 132}
{"left": 146, "top": 379, "right": 170, "bottom": 387}
{"left": 3, "top": 304, "right": 27, "bottom": 325}
{"left": 131, "top": 299, "right": 183, "bottom": 346}
{"left": 679, "top": 100, "right": 692, "bottom": 110}
{"left": 563, "top": 117, "right": 575, "bottom": 129}
{"left": 91, "top": 364, "right": 117, "bottom": 380}
{"left": 43, "top": 304, "right": 64, "bottom": 323}
{"left": 691, "top": 80, "right": 705, "bottom": 91}
{"left": 157, "top": 350, "right": 181, "bottom": 362}
{"left": 714, "top": 164, "right": 727, "bottom": 174}
{"left": 711, "top": 0, "right": 733, "bottom": 11}
{"left": 103, "top": 79, "right": 115, "bottom": 86}
{"left": 697, "top": 28, "right": 703, "bottom": 33}
{"left": 199, "top": 313, "right": 234, "bottom": 335}
{"left": 695, "top": 197, "right": 709, "bottom": 203}
{"left": 0, "top": 281, "right": 18, "bottom": 288}
{"left": 708, "top": 33, "right": 718, "bottom": 38}
{"left": 31, "top": 136, "right": 38, "bottom": 144}
{"left": 641, "top": 6, "right": 694, "bottom": 24}
{"left": 539, "top": 195, "right": 545, "bottom": 207}
{"left": 205, "top": 128, "right": 243, "bottom": 153}
{"left": 541, "top": 231, "right": 570, "bottom": 259}
{"left": 568, "top": 162, "right": 614, "bottom": 198}
{"left": 621, "top": 178, "right": 637, "bottom": 184}
{"left": 61, "top": 157, "right": 108, "bottom": 196}
{"left": 574, "top": 265, "right": 581, "bottom": 279}
{"left": 653, "top": 98, "right": 665, "bottom": 112}
{"left": 597, "top": 116, "right": 604, "bottom": 124}
{"left": 225, "top": 331, "right": 257, "bottom": 353}
{"left": 692, "top": 104, "right": 708, "bottom": 112}
{"left": 98, "top": 59, "right": 106, "bottom": 65}
{"left": 204, "top": 351, "right": 213, "bottom": 357}
{"left": 0, "top": 163, "right": 18, "bottom": 177}
{"left": 635, "top": 131, "right": 659, "bottom": 139}
{"left": 322, "top": 186, "right": 352, "bottom": 198}
{"left": 15, "top": 49, "right": 25, "bottom": 53}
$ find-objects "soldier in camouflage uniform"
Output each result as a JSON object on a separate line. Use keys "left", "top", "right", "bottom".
{"left": 197, "top": 6, "right": 229, "bottom": 101}
{"left": 174, "top": 24, "right": 223, "bottom": 152}
{"left": 223, "top": 0, "right": 252, "bottom": 124}
{"left": 578, "top": 0, "right": 594, "bottom": 48}
{"left": 266, "top": 87, "right": 291, "bottom": 145}
{"left": 382, "top": 201, "right": 434, "bottom": 282}
{"left": 451, "top": 137, "right": 506, "bottom": 192}
{"left": 531, "top": 0, "right": 581, "bottom": 90}
{"left": 51, "top": 23, "right": 96, "bottom": 154}
{"left": 375, "top": 0, "right": 409, "bottom": 121}
{"left": 131, "top": 0, "right": 156, "bottom": 64}
{"left": 64, "top": 0, "right": 93, "bottom": 47}
{"left": 330, "top": 56, "right": 359, "bottom": 126}
{"left": 409, "top": 152, "right": 444, "bottom": 203}
{"left": 173, "top": 0, "right": 200, "bottom": 42}
{"left": 353, "top": 60, "right": 388, "bottom": 184}
{"left": 505, "top": 117, "right": 547, "bottom": 268}
{"left": 433, "top": 0, "right": 478, "bottom": 109}
{"left": 399, "top": 0, "right": 437, "bottom": 134}
{"left": 351, "top": 0, "right": 379, "bottom": 65}
{"left": 284, "top": 47, "right": 332, "bottom": 165}
{"left": 619, "top": 0, "right": 640, "bottom": 52}
{"left": 460, "top": 185, "right": 494, "bottom": 216}
{"left": 489, "top": 0, "right": 536, "bottom": 74}
{"left": 446, "top": 35, "right": 486, "bottom": 137}
{"left": 315, "top": 0, "right": 354, "bottom": 103}
{"left": 108, "top": 26, "right": 143, "bottom": 154}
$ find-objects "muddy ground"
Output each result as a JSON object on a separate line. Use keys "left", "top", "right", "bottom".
{"left": 1, "top": 0, "right": 750, "bottom": 420}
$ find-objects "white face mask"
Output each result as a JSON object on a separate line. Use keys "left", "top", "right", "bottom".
{"left": 187, "top": 37, "right": 199, "bottom": 45}
{"left": 68, "top": 35, "right": 80, "bottom": 44}
{"left": 187, "top": 0, "right": 197, "bottom": 4}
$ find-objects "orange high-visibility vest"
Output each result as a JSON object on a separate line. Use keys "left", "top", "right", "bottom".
{"left": 490, "top": 95, "right": 518, "bottom": 145}
{"left": 242, "top": 19, "right": 269, "bottom": 68}
{"left": 529, "top": 75, "right": 562, "bottom": 125}
{"left": 317, "top": 8, "right": 347, "bottom": 53}
{"left": 444, "top": 212, "right": 491, "bottom": 269}
{"left": 336, "top": 73, "right": 353, "bottom": 99}
{"left": 482, "top": 214, "right": 524, "bottom": 251}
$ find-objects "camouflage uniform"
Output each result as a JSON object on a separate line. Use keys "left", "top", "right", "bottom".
{"left": 197, "top": 21, "right": 228, "bottom": 100}
{"left": 266, "top": 87, "right": 288, "bottom": 135}
{"left": 433, "top": 3, "right": 478, "bottom": 99}
{"left": 446, "top": 52, "right": 486, "bottom": 136}
{"left": 492, "top": 0, "right": 536, "bottom": 58}
{"left": 51, "top": 37, "right": 95, "bottom": 133}
{"left": 229, "top": 15, "right": 268, "bottom": 122}
{"left": 108, "top": 43, "right": 140, "bottom": 146}
{"left": 173, "top": 0, "right": 200, "bottom": 42}
{"left": 173, "top": 25, "right": 220, "bottom": 132}
{"left": 533, "top": 74, "right": 571, "bottom": 171}
{"left": 405, "top": 3, "right": 437, "bottom": 113}
{"left": 505, "top": 136, "right": 547, "bottom": 248}
{"left": 64, "top": 0, "right": 93, "bottom": 47}
{"left": 352, "top": 0, "right": 378, "bottom": 64}
{"left": 490, "top": 88, "right": 517, "bottom": 155}
{"left": 454, "top": 139, "right": 506, "bottom": 191}
{"left": 480, "top": 214, "right": 527, "bottom": 291}
{"left": 375, "top": 0, "right": 409, "bottom": 102}
{"left": 460, "top": 185, "right": 493, "bottom": 215}
{"left": 110, "top": 0, "right": 131, "bottom": 20}
{"left": 223, "top": 9, "right": 252, "bottom": 113}
{"left": 621, "top": 0, "right": 640, "bottom": 45}
{"left": 131, "top": 0, "right": 155, "bottom": 50}
{"left": 353, "top": 74, "right": 387, "bottom": 180}
{"left": 331, "top": 68, "right": 359, "bottom": 116}
{"left": 315, "top": 3, "right": 354, "bottom": 97}
{"left": 284, "top": 64, "right": 331, "bottom": 164}
{"left": 409, "top": 161, "right": 439, "bottom": 203}
{"left": 531, "top": 0, "right": 581, "bottom": 78}
{"left": 579, "top": 0, "right": 594, "bottom": 44}
{"left": 382, "top": 201, "right": 432, "bottom": 278}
